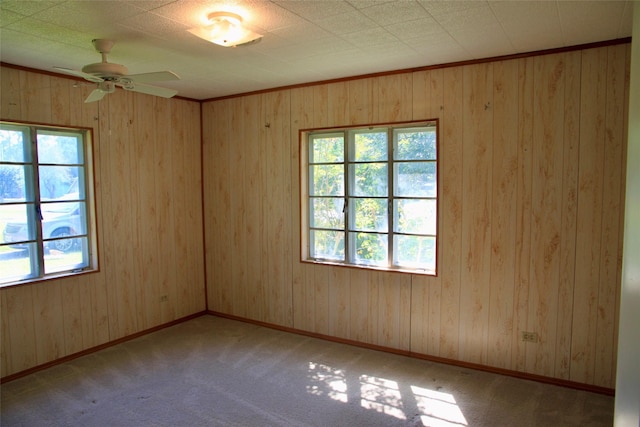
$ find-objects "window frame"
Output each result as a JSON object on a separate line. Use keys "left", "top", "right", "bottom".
{"left": 0, "top": 120, "right": 99, "bottom": 286}
{"left": 300, "top": 119, "right": 438, "bottom": 275}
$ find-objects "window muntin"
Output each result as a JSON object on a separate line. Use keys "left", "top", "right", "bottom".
{"left": 0, "top": 122, "right": 97, "bottom": 285}
{"left": 304, "top": 121, "right": 437, "bottom": 274}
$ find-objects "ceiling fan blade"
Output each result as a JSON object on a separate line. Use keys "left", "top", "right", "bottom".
{"left": 126, "top": 71, "right": 180, "bottom": 83}
{"left": 54, "top": 66, "right": 104, "bottom": 83}
{"left": 124, "top": 82, "right": 178, "bottom": 98}
{"left": 84, "top": 88, "right": 107, "bottom": 103}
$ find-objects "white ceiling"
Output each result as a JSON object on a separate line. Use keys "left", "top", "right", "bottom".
{"left": 0, "top": 0, "right": 634, "bottom": 101}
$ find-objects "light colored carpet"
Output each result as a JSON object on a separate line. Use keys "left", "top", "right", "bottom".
{"left": 1, "top": 315, "right": 613, "bottom": 426}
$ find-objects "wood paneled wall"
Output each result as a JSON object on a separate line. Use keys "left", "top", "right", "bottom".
{"left": 0, "top": 67, "right": 206, "bottom": 378}
{"left": 202, "top": 44, "right": 629, "bottom": 388}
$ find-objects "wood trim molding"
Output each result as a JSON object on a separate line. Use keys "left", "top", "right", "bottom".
{"left": 0, "top": 311, "right": 208, "bottom": 384}
{"left": 200, "top": 37, "right": 632, "bottom": 103}
{"left": 208, "top": 310, "right": 616, "bottom": 396}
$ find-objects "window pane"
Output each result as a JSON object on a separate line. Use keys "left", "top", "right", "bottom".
{"left": 42, "top": 200, "right": 86, "bottom": 244}
{"left": 351, "top": 163, "right": 387, "bottom": 197}
{"left": 0, "top": 164, "right": 32, "bottom": 202}
{"left": 310, "top": 197, "right": 344, "bottom": 229}
{"left": 44, "top": 236, "right": 88, "bottom": 273}
{"left": 311, "top": 229, "right": 344, "bottom": 261}
{"left": 351, "top": 198, "right": 388, "bottom": 232}
{"left": 0, "top": 242, "right": 38, "bottom": 282}
{"left": 352, "top": 131, "right": 387, "bottom": 162}
{"left": 37, "top": 132, "right": 83, "bottom": 164}
{"left": 351, "top": 232, "right": 387, "bottom": 266}
{"left": 395, "top": 128, "right": 436, "bottom": 160}
{"left": 394, "top": 235, "right": 435, "bottom": 271}
{"left": 310, "top": 134, "right": 343, "bottom": 163}
{"left": 0, "top": 128, "right": 30, "bottom": 163}
{"left": 1, "top": 203, "right": 36, "bottom": 244}
{"left": 38, "top": 166, "right": 82, "bottom": 200}
{"left": 395, "top": 161, "right": 436, "bottom": 197}
{"left": 310, "top": 165, "right": 344, "bottom": 196}
{"left": 394, "top": 199, "right": 436, "bottom": 235}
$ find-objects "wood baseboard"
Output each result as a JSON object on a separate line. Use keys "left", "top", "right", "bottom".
{"left": 208, "top": 310, "right": 615, "bottom": 396}
{"left": 0, "top": 311, "right": 207, "bottom": 384}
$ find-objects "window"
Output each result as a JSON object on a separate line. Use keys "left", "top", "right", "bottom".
{"left": 301, "top": 121, "right": 437, "bottom": 274}
{"left": 0, "top": 121, "right": 98, "bottom": 285}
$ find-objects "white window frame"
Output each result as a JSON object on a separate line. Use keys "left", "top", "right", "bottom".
{"left": 0, "top": 121, "right": 98, "bottom": 286}
{"left": 300, "top": 120, "right": 438, "bottom": 275}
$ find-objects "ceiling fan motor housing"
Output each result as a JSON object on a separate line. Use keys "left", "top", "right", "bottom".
{"left": 82, "top": 62, "right": 129, "bottom": 78}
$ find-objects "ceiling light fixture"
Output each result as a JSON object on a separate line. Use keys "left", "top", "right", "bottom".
{"left": 189, "top": 11, "right": 262, "bottom": 47}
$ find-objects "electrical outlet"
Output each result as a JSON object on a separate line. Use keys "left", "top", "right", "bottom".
{"left": 522, "top": 331, "right": 538, "bottom": 343}
{"left": 159, "top": 295, "right": 168, "bottom": 302}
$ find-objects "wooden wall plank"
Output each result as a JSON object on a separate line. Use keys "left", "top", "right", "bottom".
{"left": 594, "top": 44, "right": 627, "bottom": 388}
{"left": 290, "top": 86, "right": 314, "bottom": 331}
{"left": 328, "top": 267, "right": 350, "bottom": 339}
{"left": 527, "top": 54, "right": 566, "bottom": 377}
{"left": 377, "top": 74, "right": 412, "bottom": 122}
{"left": 32, "top": 282, "right": 65, "bottom": 364}
{"left": 512, "top": 56, "right": 534, "bottom": 372}
{"left": 1, "top": 285, "right": 37, "bottom": 375}
{"left": 487, "top": 59, "right": 519, "bottom": 369}
{"left": 570, "top": 47, "right": 608, "bottom": 384}
{"left": 0, "top": 67, "right": 23, "bottom": 119}
{"left": 459, "top": 63, "right": 493, "bottom": 364}
{"left": 153, "top": 96, "right": 176, "bottom": 324}
{"left": 203, "top": 100, "right": 232, "bottom": 313}
{"left": 349, "top": 269, "right": 375, "bottom": 345}
{"left": 438, "top": 66, "right": 464, "bottom": 360}
{"left": 348, "top": 77, "right": 377, "bottom": 125}
{"left": 555, "top": 51, "right": 581, "bottom": 380}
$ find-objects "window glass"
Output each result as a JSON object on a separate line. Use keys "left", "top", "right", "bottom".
{"left": 303, "top": 121, "right": 438, "bottom": 274}
{"left": 0, "top": 122, "right": 96, "bottom": 286}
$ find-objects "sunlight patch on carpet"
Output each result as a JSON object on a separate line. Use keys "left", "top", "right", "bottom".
{"left": 306, "top": 361, "right": 468, "bottom": 426}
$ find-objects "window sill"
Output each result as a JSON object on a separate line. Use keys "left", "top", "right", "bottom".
{"left": 301, "top": 258, "right": 436, "bottom": 276}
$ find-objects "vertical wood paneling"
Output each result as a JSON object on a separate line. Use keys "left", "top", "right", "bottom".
{"left": 570, "top": 47, "right": 608, "bottom": 384}
{"left": 555, "top": 51, "right": 581, "bottom": 380}
{"left": 438, "top": 66, "right": 464, "bottom": 360}
{"left": 348, "top": 269, "right": 378, "bottom": 346}
{"left": 377, "top": 74, "right": 412, "bottom": 122}
{"left": 204, "top": 100, "right": 233, "bottom": 313}
{"left": 241, "top": 94, "right": 262, "bottom": 321}
{"left": 512, "top": 57, "right": 534, "bottom": 372}
{"left": 290, "top": 86, "right": 314, "bottom": 331}
{"left": 527, "top": 54, "right": 565, "bottom": 377}
{"left": 181, "top": 99, "right": 206, "bottom": 315}
{"left": 263, "top": 91, "right": 293, "bottom": 326}
{"left": 487, "top": 60, "right": 518, "bottom": 369}
{"left": 153, "top": 97, "right": 176, "bottom": 324}
{"left": 32, "top": 282, "right": 65, "bottom": 364}
{"left": 459, "top": 63, "right": 493, "bottom": 364}
{"left": 2, "top": 285, "right": 37, "bottom": 374}
{"left": 348, "top": 77, "right": 377, "bottom": 125}
{"left": 21, "top": 72, "right": 51, "bottom": 123}
{"left": 594, "top": 45, "right": 626, "bottom": 388}
{"left": 1, "top": 68, "right": 205, "bottom": 378}
{"left": 328, "top": 267, "right": 350, "bottom": 339}
{"left": 134, "top": 94, "right": 158, "bottom": 330}
{"left": 1, "top": 67, "right": 22, "bottom": 119}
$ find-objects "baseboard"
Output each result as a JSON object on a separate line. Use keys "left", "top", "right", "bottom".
{"left": 0, "top": 311, "right": 208, "bottom": 384}
{"left": 207, "top": 310, "right": 615, "bottom": 397}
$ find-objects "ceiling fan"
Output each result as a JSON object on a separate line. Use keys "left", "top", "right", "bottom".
{"left": 54, "top": 39, "right": 180, "bottom": 103}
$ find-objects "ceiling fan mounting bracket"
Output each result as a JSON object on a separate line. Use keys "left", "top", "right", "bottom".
{"left": 92, "top": 39, "right": 114, "bottom": 54}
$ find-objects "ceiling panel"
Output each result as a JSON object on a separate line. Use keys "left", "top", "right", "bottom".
{"left": 0, "top": 0, "right": 633, "bottom": 100}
